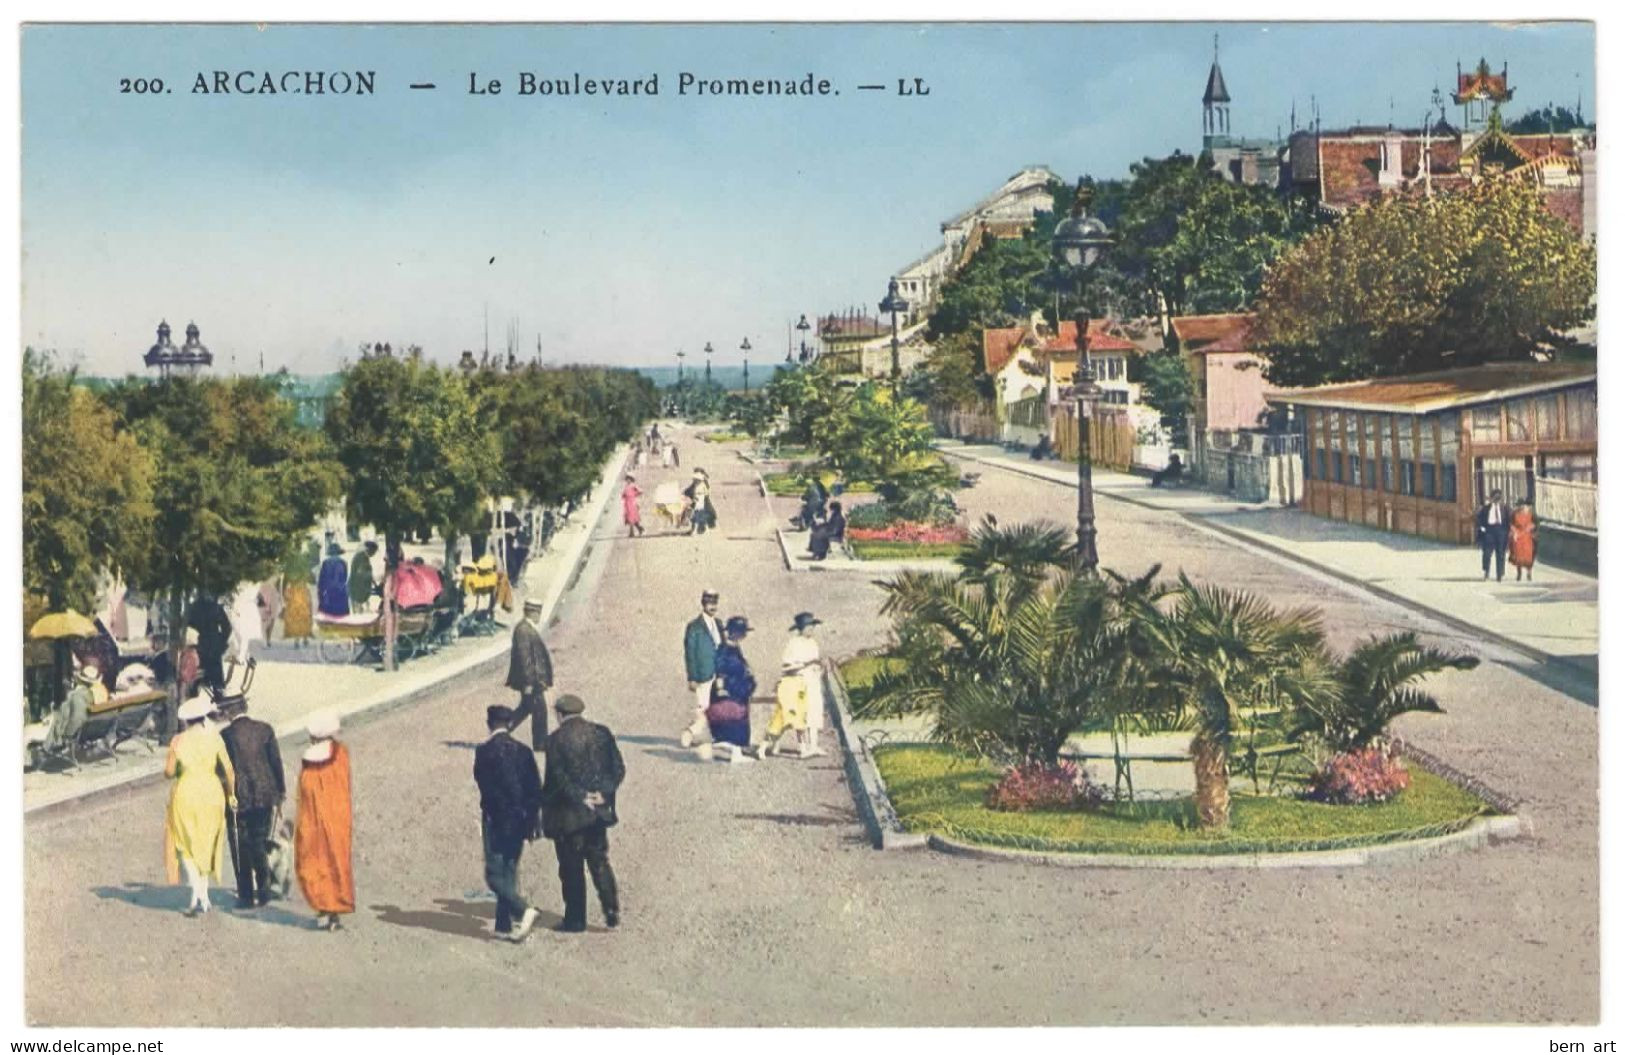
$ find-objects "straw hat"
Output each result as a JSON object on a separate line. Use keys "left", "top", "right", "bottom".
{"left": 177, "top": 697, "right": 212, "bottom": 723}
{"left": 76, "top": 666, "right": 100, "bottom": 685}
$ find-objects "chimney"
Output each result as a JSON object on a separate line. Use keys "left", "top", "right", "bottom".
{"left": 1379, "top": 130, "right": 1405, "bottom": 188}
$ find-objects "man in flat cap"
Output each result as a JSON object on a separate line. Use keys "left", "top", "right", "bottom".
{"left": 540, "top": 694, "right": 624, "bottom": 933}
{"left": 474, "top": 704, "right": 542, "bottom": 942}
{"left": 679, "top": 589, "right": 722, "bottom": 748}
{"left": 507, "top": 597, "right": 555, "bottom": 751}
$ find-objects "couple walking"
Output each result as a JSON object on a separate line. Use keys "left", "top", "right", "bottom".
{"left": 1475, "top": 490, "right": 1539, "bottom": 583}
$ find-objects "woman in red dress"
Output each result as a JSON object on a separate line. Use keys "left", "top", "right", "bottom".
{"left": 621, "top": 475, "right": 644, "bottom": 538}
{"left": 1508, "top": 500, "right": 1538, "bottom": 581}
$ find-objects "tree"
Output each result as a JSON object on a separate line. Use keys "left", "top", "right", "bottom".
{"left": 1133, "top": 349, "right": 1194, "bottom": 442}
{"left": 806, "top": 383, "right": 954, "bottom": 502}
{"left": 325, "top": 356, "right": 501, "bottom": 670}
{"left": 1505, "top": 104, "right": 1591, "bottom": 134}
{"left": 903, "top": 331, "right": 991, "bottom": 411}
{"left": 105, "top": 374, "right": 341, "bottom": 731}
{"left": 22, "top": 350, "right": 156, "bottom": 613}
{"left": 1254, "top": 178, "right": 1597, "bottom": 387}
{"left": 764, "top": 363, "right": 843, "bottom": 449}
{"left": 856, "top": 520, "right": 1166, "bottom": 765}
{"left": 1289, "top": 632, "right": 1479, "bottom": 754}
{"left": 724, "top": 392, "right": 776, "bottom": 442}
{"left": 1143, "top": 576, "right": 1333, "bottom": 830}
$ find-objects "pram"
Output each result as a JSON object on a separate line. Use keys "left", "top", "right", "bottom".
{"left": 651, "top": 482, "right": 692, "bottom": 532}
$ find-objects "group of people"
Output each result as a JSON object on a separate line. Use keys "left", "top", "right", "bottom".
{"left": 162, "top": 695, "right": 353, "bottom": 930}
{"left": 795, "top": 480, "right": 845, "bottom": 561}
{"left": 317, "top": 540, "right": 384, "bottom": 618}
{"left": 678, "top": 590, "right": 827, "bottom": 763}
{"left": 632, "top": 423, "right": 679, "bottom": 470}
{"left": 622, "top": 466, "right": 718, "bottom": 537}
{"left": 1475, "top": 489, "right": 1540, "bottom": 583}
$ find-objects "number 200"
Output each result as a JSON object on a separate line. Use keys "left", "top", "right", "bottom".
{"left": 119, "top": 77, "right": 165, "bottom": 94}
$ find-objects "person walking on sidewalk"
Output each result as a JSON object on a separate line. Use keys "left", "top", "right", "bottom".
{"left": 164, "top": 696, "right": 237, "bottom": 917}
{"left": 507, "top": 598, "right": 555, "bottom": 751}
{"left": 622, "top": 475, "right": 645, "bottom": 538}
{"left": 700, "top": 616, "right": 756, "bottom": 763}
{"left": 295, "top": 710, "right": 354, "bottom": 932}
{"left": 474, "top": 704, "right": 543, "bottom": 943}
{"left": 219, "top": 697, "right": 285, "bottom": 910}
{"left": 680, "top": 590, "right": 723, "bottom": 749}
{"left": 540, "top": 694, "right": 624, "bottom": 933}
{"left": 1509, "top": 499, "right": 1538, "bottom": 582}
{"left": 1475, "top": 489, "right": 1513, "bottom": 582}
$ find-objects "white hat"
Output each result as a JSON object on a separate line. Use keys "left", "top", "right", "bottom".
{"left": 177, "top": 697, "right": 212, "bottom": 723}
{"left": 306, "top": 710, "right": 340, "bottom": 740}
{"left": 76, "top": 666, "right": 100, "bottom": 685}
{"left": 184, "top": 628, "right": 199, "bottom": 646}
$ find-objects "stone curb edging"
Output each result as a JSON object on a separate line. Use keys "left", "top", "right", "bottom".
{"left": 24, "top": 443, "right": 632, "bottom": 820}
{"left": 823, "top": 658, "right": 928, "bottom": 851}
{"left": 937, "top": 444, "right": 1596, "bottom": 706}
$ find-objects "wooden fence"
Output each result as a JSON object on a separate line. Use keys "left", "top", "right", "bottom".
{"left": 932, "top": 403, "right": 999, "bottom": 442}
{"left": 1052, "top": 405, "right": 1134, "bottom": 471}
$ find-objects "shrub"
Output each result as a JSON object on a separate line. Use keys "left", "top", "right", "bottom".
{"left": 886, "top": 486, "right": 960, "bottom": 526}
{"left": 845, "top": 502, "right": 899, "bottom": 529}
{"left": 985, "top": 760, "right": 1106, "bottom": 813}
{"left": 1304, "top": 745, "right": 1411, "bottom": 805}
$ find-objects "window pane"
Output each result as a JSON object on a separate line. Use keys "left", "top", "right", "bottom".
{"left": 1534, "top": 395, "right": 1560, "bottom": 440}
{"left": 1442, "top": 464, "right": 1458, "bottom": 502}
{"left": 1315, "top": 449, "right": 1327, "bottom": 480}
{"left": 1349, "top": 454, "right": 1363, "bottom": 487}
{"left": 1327, "top": 411, "right": 1342, "bottom": 451}
{"left": 1332, "top": 451, "right": 1344, "bottom": 484}
{"left": 1421, "top": 463, "right": 1438, "bottom": 498}
{"left": 1437, "top": 412, "right": 1460, "bottom": 460}
{"left": 1471, "top": 406, "right": 1501, "bottom": 443}
{"left": 1401, "top": 461, "right": 1416, "bottom": 496}
{"left": 1564, "top": 387, "right": 1597, "bottom": 440}
{"left": 1506, "top": 399, "right": 1532, "bottom": 442}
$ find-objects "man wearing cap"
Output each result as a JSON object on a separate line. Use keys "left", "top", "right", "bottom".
{"left": 219, "top": 697, "right": 285, "bottom": 909}
{"left": 680, "top": 590, "right": 723, "bottom": 748}
{"left": 474, "top": 704, "right": 543, "bottom": 942}
{"left": 507, "top": 597, "right": 555, "bottom": 751}
{"left": 540, "top": 694, "right": 624, "bottom": 933}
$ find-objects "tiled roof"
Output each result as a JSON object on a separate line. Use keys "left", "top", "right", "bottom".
{"left": 1265, "top": 361, "right": 1594, "bottom": 413}
{"left": 1454, "top": 64, "right": 1513, "bottom": 103}
{"left": 1045, "top": 319, "right": 1137, "bottom": 354}
{"left": 982, "top": 326, "right": 1027, "bottom": 375}
{"left": 1172, "top": 313, "right": 1253, "bottom": 350}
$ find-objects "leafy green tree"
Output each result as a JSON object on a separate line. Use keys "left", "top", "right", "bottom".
{"left": 903, "top": 331, "right": 991, "bottom": 411}
{"left": 22, "top": 350, "right": 156, "bottom": 613}
{"left": 1254, "top": 178, "right": 1597, "bottom": 386}
{"left": 1134, "top": 349, "right": 1194, "bottom": 442}
{"left": 105, "top": 374, "right": 341, "bottom": 729}
{"left": 1505, "top": 104, "right": 1591, "bottom": 134}
{"left": 808, "top": 383, "right": 953, "bottom": 501}
{"left": 724, "top": 392, "right": 776, "bottom": 442}
{"left": 1289, "top": 632, "right": 1478, "bottom": 754}
{"left": 326, "top": 356, "right": 501, "bottom": 669}
{"left": 765, "top": 364, "right": 843, "bottom": 449}
{"left": 857, "top": 520, "right": 1166, "bottom": 765}
{"left": 1142, "top": 576, "right": 1333, "bottom": 830}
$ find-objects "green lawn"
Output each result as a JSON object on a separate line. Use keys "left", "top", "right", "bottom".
{"left": 698, "top": 430, "right": 750, "bottom": 443}
{"left": 872, "top": 744, "right": 1494, "bottom": 856}
{"left": 762, "top": 471, "right": 876, "bottom": 496}
{"left": 847, "top": 540, "right": 968, "bottom": 561}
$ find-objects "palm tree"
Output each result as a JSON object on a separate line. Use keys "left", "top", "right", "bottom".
{"left": 1291, "top": 632, "right": 1479, "bottom": 754}
{"left": 1147, "top": 575, "right": 1333, "bottom": 830}
{"left": 857, "top": 522, "right": 1164, "bottom": 766}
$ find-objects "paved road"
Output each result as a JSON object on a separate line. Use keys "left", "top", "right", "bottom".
{"left": 24, "top": 427, "right": 1597, "bottom": 1026}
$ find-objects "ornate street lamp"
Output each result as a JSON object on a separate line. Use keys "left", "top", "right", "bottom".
{"left": 878, "top": 278, "right": 910, "bottom": 387}
{"left": 703, "top": 341, "right": 714, "bottom": 385}
{"left": 740, "top": 337, "right": 752, "bottom": 393}
{"left": 794, "top": 313, "right": 812, "bottom": 364}
{"left": 1051, "top": 177, "right": 1114, "bottom": 574}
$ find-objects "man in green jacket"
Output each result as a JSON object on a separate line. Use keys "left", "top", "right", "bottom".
{"left": 348, "top": 540, "right": 378, "bottom": 614}
{"left": 678, "top": 589, "right": 722, "bottom": 748}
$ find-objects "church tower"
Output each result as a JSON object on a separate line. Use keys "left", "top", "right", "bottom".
{"left": 1203, "top": 34, "right": 1232, "bottom": 146}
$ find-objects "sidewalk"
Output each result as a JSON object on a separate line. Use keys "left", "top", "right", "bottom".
{"left": 22, "top": 443, "right": 632, "bottom": 814}
{"left": 936, "top": 440, "right": 1599, "bottom": 673}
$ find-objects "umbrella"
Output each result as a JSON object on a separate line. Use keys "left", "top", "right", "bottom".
{"left": 393, "top": 563, "right": 443, "bottom": 609}
{"left": 28, "top": 610, "right": 97, "bottom": 640}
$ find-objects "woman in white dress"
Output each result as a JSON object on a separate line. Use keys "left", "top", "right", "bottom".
{"left": 756, "top": 612, "right": 826, "bottom": 758}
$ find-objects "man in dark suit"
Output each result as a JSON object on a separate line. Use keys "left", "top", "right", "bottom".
{"left": 186, "top": 594, "right": 232, "bottom": 698}
{"left": 541, "top": 694, "right": 624, "bottom": 933}
{"left": 474, "top": 704, "right": 542, "bottom": 942}
{"left": 679, "top": 590, "right": 722, "bottom": 748}
{"left": 1475, "top": 488, "right": 1513, "bottom": 582}
{"left": 506, "top": 598, "right": 555, "bottom": 751}
{"left": 219, "top": 698, "right": 285, "bottom": 909}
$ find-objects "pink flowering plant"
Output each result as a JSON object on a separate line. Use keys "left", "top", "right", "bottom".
{"left": 1304, "top": 744, "right": 1411, "bottom": 805}
{"left": 986, "top": 760, "right": 1107, "bottom": 813}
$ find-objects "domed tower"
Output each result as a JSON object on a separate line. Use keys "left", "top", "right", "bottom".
{"left": 143, "top": 320, "right": 187, "bottom": 378}
{"left": 174, "top": 321, "right": 214, "bottom": 377}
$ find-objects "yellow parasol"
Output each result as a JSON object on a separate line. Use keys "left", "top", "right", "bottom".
{"left": 28, "top": 610, "right": 98, "bottom": 640}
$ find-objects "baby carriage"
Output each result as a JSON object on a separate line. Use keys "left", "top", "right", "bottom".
{"left": 651, "top": 482, "right": 692, "bottom": 532}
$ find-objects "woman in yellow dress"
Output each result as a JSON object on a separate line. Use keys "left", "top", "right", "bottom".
{"left": 163, "top": 696, "right": 237, "bottom": 916}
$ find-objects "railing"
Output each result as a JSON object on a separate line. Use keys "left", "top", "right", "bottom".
{"left": 1535, "top": 476, "right": 1598, "bottom": 531}
{"left": 1207, "top": 430, "right": 1302, "bottom": 457}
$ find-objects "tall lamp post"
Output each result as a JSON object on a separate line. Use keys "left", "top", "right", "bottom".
{"left": 740, "top": 337, "right": 752, "bottom": 392}
{"left": 703, "top": 341, "right": 714, "bottom": 386}
{"left": 1051, "top": 177, "right": 1114, "bottom": 574}
{"left": 676, "top": 349, "right": 686, "bottom": 383}
{"left": 879, "top": 278, "right": 910, "bottom": 389}
{"left": 795, "top": 314, "right": 812, "bottom": 364}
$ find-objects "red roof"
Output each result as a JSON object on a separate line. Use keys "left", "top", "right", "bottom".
{"left": 1172, "top": 314, "right": 1254, "bottom": 352}
{"left": 982, "top": 326, "right": 1026, "bottom": 375}
{"left": 1045, "top": 319, "right": 1136, "bottom": 354}
{"left": 1454, "top": 64, "right": 1512, "bottom": 103}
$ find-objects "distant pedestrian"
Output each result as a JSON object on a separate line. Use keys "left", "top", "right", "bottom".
{"left": 186, "top": 594, "right": 232, "bottom": 699}
{"left": 622, "top": 475, "right": 645, "bottom": 538}
{"left": 679, "top": 590, "right": 723, "bottom": 749}
{"left": 256, "top": 579, "right": 281, "bottom": 641}
{"left": 1509, "top": 499, "right": 1538, "bottom": 582}
{"left": 669, "top": 443, "right": 680, "bottom": 468}
{"left": 281, "top": 569, "right": 313, "bottom": 645}
{"left": 349, "top": 541, "right": 378, "bottom": 614}
{"left": 699, "top": 616, "right": 756, "bottom": 764}
{"left": 659, "top": 441, "right": 674, "bottom": 469}
{"left": 295, "top": 710, "right": 354, "bottom": 932}
{"left": 474, "top": 704, "right": 543, "bottom": 943}
{"left": 807, "top": 502, "right": 846, "bottom": 562}
{"left": 1474, "top": 489, "right": 1513, "bottom": 582}
{"left": 758, "top": 612, "right": 826, "bottom": 759}
{"left": 219, "top": 697, "right": 285, "bottom": 910}
{"left": 540, "top": 694, "right": 624, "bottom": 933}
{"left": 686, "top": 470, "right": 716, "bottom": 536}
{"left": 633, "top": 446, "right": 646, "bottom": 470}
{"left": 164, "top": 696, "right": 237, "bottom": 917}
{"left": 507, "top": 598, "right": 555, "bottom": 751}
{"left": 317, "top": 543, "right": 350, "bottom": 617}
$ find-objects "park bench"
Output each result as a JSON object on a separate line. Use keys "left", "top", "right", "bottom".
{"left": 1060, "top": 740, "right": 1302, "bottom": 801}
{"left": 27, "top": 687, "right": 165, "bottom": 773}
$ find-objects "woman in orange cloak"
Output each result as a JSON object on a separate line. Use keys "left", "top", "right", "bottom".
{"left": 295, "top": 709, "right": 353, "bottom": 931}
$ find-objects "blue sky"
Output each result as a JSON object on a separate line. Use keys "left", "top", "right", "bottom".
{"left": 20, "top": 21, "right": 1595, "bottom": 375}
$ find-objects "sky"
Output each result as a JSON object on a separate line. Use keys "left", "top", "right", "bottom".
{"left": 19, "top": 21, "right": 1596, "bottom": 376}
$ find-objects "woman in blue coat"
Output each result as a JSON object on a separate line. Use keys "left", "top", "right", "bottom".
{"left": 704, "top": 616, "right": 756, "bottom": 760}
{"left": 316, "top": 543, "right": 351, "bottom": 617}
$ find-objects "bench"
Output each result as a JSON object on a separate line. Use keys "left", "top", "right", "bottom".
{"left": 29, "top": 688, "right": 164, "bottom": 773}
{"left": 1060, "top": 741, "right": 1303, "bottom": 800}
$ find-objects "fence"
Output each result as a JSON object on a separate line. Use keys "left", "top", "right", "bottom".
{"left": 1535, "top": 476, "right": 1598, "bottom": 531}
{"left": 1052, "top": 405, "right": 1134, "bottom": 471}
{"left": 932, "top": 403, "right": 999, "bottom": 442}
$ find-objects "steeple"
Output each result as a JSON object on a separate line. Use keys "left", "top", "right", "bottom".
{"left": 1202, "top": 33, "right": 1231, "bottom": 142}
